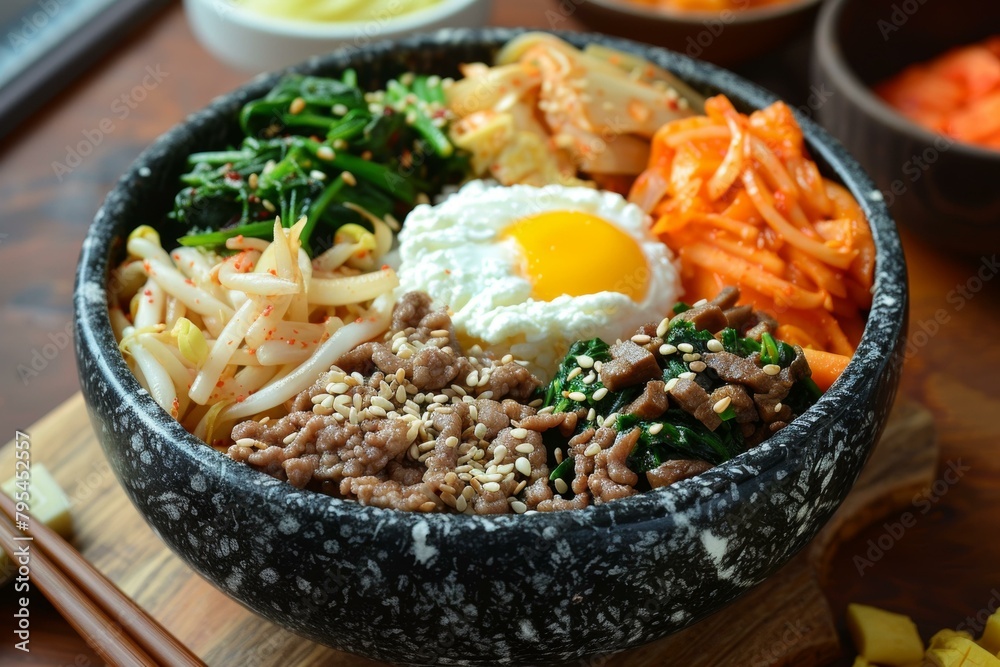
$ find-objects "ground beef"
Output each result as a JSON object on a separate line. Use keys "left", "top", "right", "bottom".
{"left": 227, "top": 286, "right": 820, "bottom": 514}
{"left": 646, "top": 460, "right": 713, "bottom": 488}
{"left": 599, "top": 340, "right": 661, "bottom": 391}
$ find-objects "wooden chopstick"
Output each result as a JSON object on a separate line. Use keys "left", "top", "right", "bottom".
{"left": 0, "top": 492, "right": 205, "bottom": 667}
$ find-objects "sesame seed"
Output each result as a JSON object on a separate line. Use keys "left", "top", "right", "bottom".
{"left": 763, "top": 364, "right": 781, "bottom": 376}
{"left": 406, "top": 421, "right": 421, "bottom": 442}
{"left": 631, "top": 334, "right": 652, "bottom": 345}
{"left": 320, "top": 396, "right": 335, "bottom": 409}
{"left": 372, "top": 396, "right": 394, "bottom": 411}
{"left": 554, "top": 447, "right": 563, "bottom": 464}
{"left": 515, "top": 443, "right": 534, "bottom": 454}
{"left": 707, "top": 339, "right": 724, "bottom": 352}
{"left": 408, "top": 443, "right": 420, "bottom": 459}
{"left": 584, "top": 443, "right": 602, "bottom": 457}
{"left": 515, "top": 457, "right": 532, "bottom": 476}
{"left": 501, "top": 354, "right": 514, "bottom": 364}
{"left": 592, "top": 387, "right": 609, "bottom": 401}
{"left": 511, "top": 500, "right": 527, "bottom": 514}
{"left": 679, "top": 371, "right": 696, "bottom": 380}
{"left": 235, "top": 438, "right": 257, "bottom": 448}
{"left": 576, "top": 354, "right": 594, "bottom": 368}
{"left": 604, "top": 412, "right": 619, "bottom": 426}
{"left": 586, "top": 408, "right": 596, "bottom": 422}
{"left": 513, "top": 480, "right": 527, "bottom": 495}
{"left": 311, "top": 393, "right": 332, "bottom": 405}
{"left": 567, "top": 367, "right": 583, "bottom": 381}
{"left": 248, "top": 173, "right": 259, "bottom": 189}
{"left": 430, "top": 329, "right": 450, "bottom": 338}
{"left": 677, "top": 343, "right": 695, "bottom": 353}
{"left": 497, "top": 463, "right": 515, "bottom": 475}
{"left": 774, "top": 402, "right": 783, "bottom": 412}
{"left": 568, "top": 391, "right": 587, "bottom": 402}
{"left": 649, "top": 423, "right": 664, "bottom": 435}
{"left": 659, "top": 344, "right": 677, "bottom": 356}
{"left": 713, "top": 396, "right": 732, "bottom": 414}
{"left": 312, "top": 405, "right": 334, "bottom": 416}
{"left": 262, "top": 199, "right": 276, "bottom": 212}
{"left": 450, "top": 384, "right": 467, "bottom": 397}
{"left": 316, "top": 146, "right": 335, "bottom": 161}
{"left": 433, "top": 394, "right": 449, "bottom": 404}
{"left": 474, "top": 423, "right": 488, "bottom": 440}
{"left": 510, "top": 428, "right": 528, "bottom": 440}
{"left": 493, "top": 444, "right": 508, "bottom": 462}
{"left": 665, "top": 378, "right": 679, "bottom": 391}
{"left": 282, "top": 433, "right": 296, "bottom": 445}
{"left": 332, "top": 103, "right": 348, "bottom": 115}
{"left": 594, "top": 361, "right": 602, "bottom": 372}
{"left": 483, "top": 482, "right": 501, "bottom": 493}
{"left": 289, "top": 97, "right": 306, "bottom": 114}
{"left": 341, "top": 171, "right": 357, "bottom": 186}
{"left": 455, "top": 495, "right": 468, "bottom": 512}
{"left": 656, "top": 318, "right": 670, "bottom": 338}
{"left": 466, "top": 370, "right": 479, "bottom": 386}
{"left": 693, "top": 298, "right": 708, "bottom": 307}
{"left": 682, "top": 353, "right": 702, "bottom": 362}
{"left": 689, "top": 361, "right": 708, "bottom": 373}
{"left": 445, "top": 436, "right": 459, "bottom": 448}
{"left": 396, "top": 385, "right": 407, "bottom": 403}
{"left": 538, "top": 406, "right": 555, "bottom": 415}
{"left": 554, "top": 478, "right": 569, "bottom": 494}
{"left": 582, "top": 372, "right": 597, "bottom": 385}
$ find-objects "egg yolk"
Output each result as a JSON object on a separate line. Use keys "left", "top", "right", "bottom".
{"left": 502, "top": 210, "right": 649, "bottom": 302}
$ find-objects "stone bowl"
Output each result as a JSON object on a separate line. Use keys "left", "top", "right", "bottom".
{"left": 74, "top": 28, "right": 907, "bottom": 666}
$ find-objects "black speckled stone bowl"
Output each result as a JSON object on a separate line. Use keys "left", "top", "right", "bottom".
{"left": 74, "top": 29, "right": 907, "bottom": 666}
{"left": 813, "top": 0, "right": 1000, "bottom": 255}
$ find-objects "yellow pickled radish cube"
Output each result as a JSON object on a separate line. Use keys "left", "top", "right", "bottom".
{"left": 932, "top": 629, "right": 976, "bottom": 648}
{"left": 0, "top": 463, "right": 73, "bottom": 585}
{"left": 847, "top": 603, "right": 925, "bottom": 665}
{"left": 927, "top": 636, "right": 1000, "bottom": 666}
{"left": 980, "top": 612, "right": 1000, "bottom": 654}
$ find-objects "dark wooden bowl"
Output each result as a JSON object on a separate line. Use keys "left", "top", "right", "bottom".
{"left": 574, "top": 0, "right": 822, "bottom": 66}
{"left": 813, "top": 0, "right": 1000, "bottom": 255}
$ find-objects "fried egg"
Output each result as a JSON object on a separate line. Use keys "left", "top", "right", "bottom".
{"left": 396, "top": 180, "right": 681, "bottom": 377}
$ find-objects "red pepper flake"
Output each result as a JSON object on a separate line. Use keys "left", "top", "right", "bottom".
{"left": 262, "top": 305, "right": 274, "bottom": 317}
{"left": 381, "top": 264, "right": 390, "bottom": 271}
{"left": 172, "top": 253, "right": 181, "bottom": 261}
{"left": 216, "top": 380, "right": 225, "bottom": 388}
{"left": 143, "top": 289, "right": 152, "bottom": 296}
{"left": 269, "top": 269, "right": 277, "bottom": 276}
{"left": 236, "top": 395, "right": 246, "bottom": 403}
{"left": 247, "top": 348, "right": 257, "bottom": 355}
{"left": 355, "top": 317, "right": 364, "bottom": 323}
{"left": 184, "top": 279, "right": 195, "bottom": 286}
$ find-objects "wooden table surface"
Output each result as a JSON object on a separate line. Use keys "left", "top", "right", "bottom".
{"left": 0, "top": 1, "right": 998, "bottom": 665}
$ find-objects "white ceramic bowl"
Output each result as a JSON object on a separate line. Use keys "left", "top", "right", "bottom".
{"left": 183, "top": 0, "right": 493, "bottom": 71}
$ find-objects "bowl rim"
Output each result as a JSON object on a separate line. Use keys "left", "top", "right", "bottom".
{"left": 581, "top": 0, "right": 822, "bottom": 25}
{"left": 814, "top": 0, "right": 1000, "bottom": 162}
{"left": 186, "top": 0, "right": 485, "bottom": 38}
{"left": 75, "top": 27, "right": 906, "bottom": 532}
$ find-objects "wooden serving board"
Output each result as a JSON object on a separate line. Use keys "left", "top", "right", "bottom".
{"left": 0, "top": 396, "right": 937, "bottom": 666}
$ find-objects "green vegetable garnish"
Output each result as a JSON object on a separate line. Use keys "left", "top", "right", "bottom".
{"left": 170, "top": 70, "right": 468, "bottom": 256}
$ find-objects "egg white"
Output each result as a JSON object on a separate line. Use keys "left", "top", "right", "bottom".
{"left": 395, "top": 180, "right": 682, "bottom": 378}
